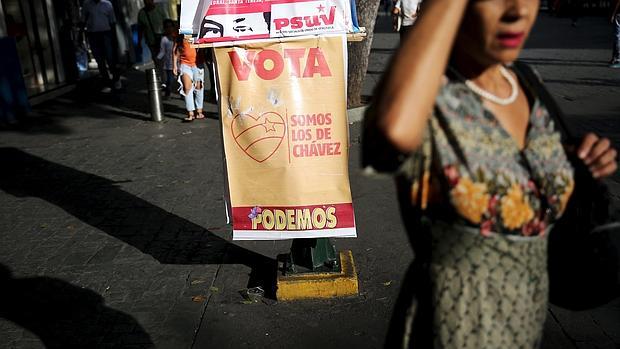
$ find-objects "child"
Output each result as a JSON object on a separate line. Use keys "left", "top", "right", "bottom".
{"left": 173, "top": 35, "right": 205, "bottom": 122}
{"left": 157, "top": 19, "right": 176, "bottom": 97}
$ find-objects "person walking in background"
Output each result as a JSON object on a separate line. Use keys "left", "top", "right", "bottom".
{"left": 81, "top": 0, "right": 121, "bottom": 93}
{"left": 138, "top": 0, "right": 167, "bottom": 73}
{"left": 364, "top": 0, "right": 618, "bottom": 347}
{"left": 382, "top": 0, "right": 393, "bottom": 15}
{"left": 173, "top": 36, "right": 205, "bottom": 122}
{"left": 552, "top": 0, "right": 561, "bottom": 15}
{"left": 158, "top": 19, "right": 177, "bottom": 98}
{"left": 567, "top": 0, "right": 580, "bottom": 27}
{"left": 611, "top": 0, "right": 620, "bottom": 68}
{"left": 392, "top": 0, "right": 422, "bottom": 41}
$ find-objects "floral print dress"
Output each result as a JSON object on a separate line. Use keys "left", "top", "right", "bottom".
{"left": 426, "top": 72, "right": 574, "bottom": 237}
{"left": 377, "top": 67, "right": 575, "bottom": 348}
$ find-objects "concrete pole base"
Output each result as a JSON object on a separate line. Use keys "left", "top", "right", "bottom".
{"left": 276, "top": 250, "right": 359, "bottom": 301}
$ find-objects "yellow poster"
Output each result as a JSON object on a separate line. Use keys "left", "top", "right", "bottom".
{"left": 214, "top": 34, "right": 356, "bottom": 240}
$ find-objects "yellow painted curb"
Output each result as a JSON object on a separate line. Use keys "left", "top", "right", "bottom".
{"left": 276, "top": 250, "right": 359, "bottom": 301}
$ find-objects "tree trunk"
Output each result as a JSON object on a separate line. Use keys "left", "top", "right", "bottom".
{"left": 347, "top": 0, "right": 381, "bottom": 108}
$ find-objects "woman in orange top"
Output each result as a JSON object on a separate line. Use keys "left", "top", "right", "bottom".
{"left": 173, "top": 36, "right": 205, "bottom": 122}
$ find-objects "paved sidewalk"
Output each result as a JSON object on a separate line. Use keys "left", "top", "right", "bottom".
{"left": 1, "top": 12, "right": 619, "bottom": 349}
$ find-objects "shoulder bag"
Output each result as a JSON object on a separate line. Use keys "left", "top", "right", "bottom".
{"left": 514, "top": 61, "right": 620, "bottom": 311}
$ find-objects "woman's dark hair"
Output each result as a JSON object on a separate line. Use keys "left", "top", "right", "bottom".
{"left": 163, "top": 19, "right": 175, "bottom": 29}
{"left": 175, "top": 34, "right": 185, "bottom": 54}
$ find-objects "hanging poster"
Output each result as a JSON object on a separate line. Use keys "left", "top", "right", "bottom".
{"left": 180, "top": 0, "right": 357, "bottom": 44}
{"left": 214, "top": 34, "right": 356, "bottom": 240}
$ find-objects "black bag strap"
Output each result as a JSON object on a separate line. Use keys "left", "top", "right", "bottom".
{"left": 514, "top": 61, "right": 613, "bottom": 222}
{"left": 512, "top": 61, "right": 577, "bottom": 146}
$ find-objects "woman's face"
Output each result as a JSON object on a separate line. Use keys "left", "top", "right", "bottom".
{"left": 455, "top": 0, "right": 539, "bottom": 66}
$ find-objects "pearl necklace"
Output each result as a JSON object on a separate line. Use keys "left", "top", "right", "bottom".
{"left": 456, "top": 66, "right": 519, "bottom": 106}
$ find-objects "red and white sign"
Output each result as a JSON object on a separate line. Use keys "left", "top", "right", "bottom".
{"left": 180, "top": 0, "right": 354, "bottom": 43}
{"left": 270, "top": 0, "right": 350, "bottom": 37}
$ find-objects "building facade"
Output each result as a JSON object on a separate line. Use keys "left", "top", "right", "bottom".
{"left": 0, "top": 0, "right": 179, "bottom": 99}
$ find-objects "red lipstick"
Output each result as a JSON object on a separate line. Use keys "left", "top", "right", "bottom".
{"left": 497, "top": 32, "right": 525, "bottom": 48}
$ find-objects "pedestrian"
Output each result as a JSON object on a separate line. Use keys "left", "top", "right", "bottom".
{"left": 552, "top": 0, "right": 562, "bottom": 15}
{"left": 382, "top": 0, "right": 393, "bottom": 15}
{"left": 392, "top": 0, "right": 422, "bottom": 40}
{"left": 157, "top": 19, "right": 177, "bottom": 97}
{"left": 567, "top": 0, "right": 580, "bottom": 27}
{"left": 173, "top": 36, "right": 205, "bottom": 122}
{"left": 138, "top": 0, "right": 167, "bottom": 72}
{"left": 364, "top": 0, "right": 618, "bottom": 348}
{"left": 81, "top": 0, "right": 121, "bottom": 92}
{"left": 611, "top": 0, "right": 620, "bottom": 68}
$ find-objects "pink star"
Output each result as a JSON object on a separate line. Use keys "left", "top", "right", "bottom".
{"left": 317, "top": 4, "right": 325, "bottom": 12}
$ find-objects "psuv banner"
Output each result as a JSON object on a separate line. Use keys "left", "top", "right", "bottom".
{"left": 180, "top": 0, "right": 358, "bottom": 44}
{"left": 214, "top": 34, "right": 356, "bottom": 240}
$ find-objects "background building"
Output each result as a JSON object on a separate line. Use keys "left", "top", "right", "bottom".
{"left": 0, "top": 0, "right": 180, "bottom": 101}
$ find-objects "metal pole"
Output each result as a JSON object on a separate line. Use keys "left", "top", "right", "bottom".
{"left": 146, "top": 68, "right": 164, "bottom": 122}
{"left": 287, "top": 238, "right": 339, "bottom": 274}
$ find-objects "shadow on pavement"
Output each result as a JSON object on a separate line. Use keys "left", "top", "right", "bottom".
{"left": 0, "top": 263, "right": 154, "bottom": 348}
{"left": 370, "top": 48, "right": 397, "bottom": 53}
{"left": 519, "top": 57, "right": 610, "bottom": 68}
{"left": 0, "top": 85, "right": 142, "bottom": 135}
{"left": 0, "top": 70, "right": 219, "bottom": 134}
{"left": 525, "top": 14, "right": 611, "bottom": 50}
{"left": 0, "top": 148, "right": 277, "bottom": 297}
{"left": 373, "top": 12, "right": 395, "bottom": 34}
{"left": 161, "top": 102, "right": 219, "bottom": 121}
{"left": 544, "top": 78, "right": 620, "bottom": 88}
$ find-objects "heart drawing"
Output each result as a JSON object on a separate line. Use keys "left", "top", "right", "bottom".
{"left": 231, "top": 112, "right": 286, "bottom": 163}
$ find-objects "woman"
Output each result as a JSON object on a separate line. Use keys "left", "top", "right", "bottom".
{"left": 173, "top": 36, "right": 205, "bottom": 122}
{"left": 364, "top": 0, "right": 617, "bottom": 348}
